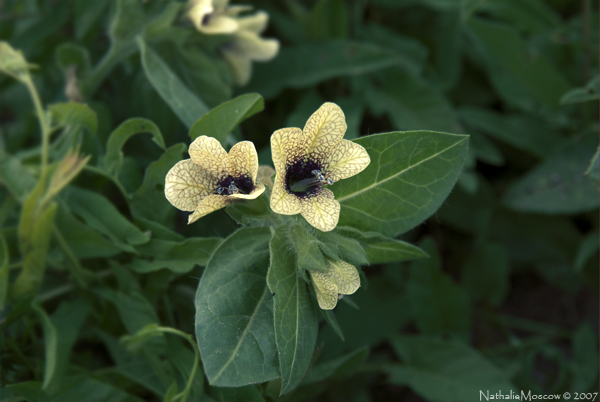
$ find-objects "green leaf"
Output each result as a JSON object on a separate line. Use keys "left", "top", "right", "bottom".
{"left": 267, "top": 226, "right": 319, "bottom": 395}
{"left": 468, "top": 17, "right": 571, "bottom": 110}
{"left": 461, "top": 241, "right": 510, "bottom": 306}
{"left": 302, "top": 346, "right": 369, "bottom": 385}
{"left": 315, "top": 231, "right": 368, "bottom": 267}
{"left": 289, "top": 225, "right": 328, "bottom": 272}
{"left": 50, "top": 374, "right": 146, "bottom": 402}
{"left": 129, "top": 237, "right": 223, "bottom": 273}
{"left": 109, "top": 0, "right": 146, "bottom": 43}
{"left": 585, "top": 147, "right": 599, "bottom": 184}
{"left": 571, "top": 323, "right": 599, "bottom": 392}
{"left": 388, "top": 335, "right": 515, "bottom": 402}
{"left": 336, "top": 227, "right": 429, "bottom": 264}
{"left": 49, "top": 102, "right": 98, "bottom": 135}
{"left": 407, "top": 238, "right": 471, "bottom": 340}
{"left": 0, "top": 233, "right": 8, "bottom": 310}
{"left": 560, "top": 75, "right": 600, "bottom": 104}
{"left": 31, "top": 299, "right": 58, "bottom": 390}
{"left": 248, "top": 40, "right": 403, "bottom": 98}
{"left": 138, "top": 37, "right": 208, "bottom": 128}
{"left": 195, "top": 227, "right": 279, "bottom": 387}
{"left": 104, "top": 118, "right": 165, "bottom": 176}
{"left": 0, "top": 153, "right": 37, "bottom": 201}
{"left": 334, "top": 131, "right": 469, "bottom": 237}
{"left": 308, "top": 0, "right": 349, "bottom": 40}
{"left": 131, "top": 143, "right": 187, "bottom": 223}
{"left": 55, "top": 43, "right": 91, "bottom": 76}
{"left": 189, "top": 93, "right": 264, "bottom": 142}
{"left": 65, "top": 187, "right": 150, "bottom": 249}
{"left": 0, "top": 41, "right": 31, "bottom": 81}
{"left": 366, "top": 70, "right": 460, "bottom": 133}
{"left": 573, "top": 231, "right": 599, "bottom": 273}
{"left": 503, "top": 138, "right": 599, "bottom": 214}
{"left": 212, "top": 385, "right": 266, "bottom": 402}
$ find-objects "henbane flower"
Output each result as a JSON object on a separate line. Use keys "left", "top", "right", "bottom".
{"left": 186, "top": 0, "right": 248, "bottom": 35}
{"left": 310, "top": 260, "right": 361, "bottom": 310}
{"left": 270, "top": 102, "right": 370, "bottom": 232}
{"left": 165, "top": 136, "right": 265, "bottom": 224}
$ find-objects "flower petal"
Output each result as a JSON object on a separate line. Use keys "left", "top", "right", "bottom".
{"left": 237, "top": 10, "right": 269, "bottom": 34}
{"left": 187, "top": 0, "right": 213, "bottom": 28}
{"left": 271, "top": 127, "right": 305, "bottom": 172}
{"left": 257, "top": 165, "right": 275, "bottom": 187}
{"left": 228, "top": 182, "right": 265, "bottom": 200}
{"left": 221, "top": 47, "right": 252, "bottom": 86}
{"left": 165, "top": 159, "right": 218, "bottom": 212}
{"left": 310, "top": 270, "right": 339, "bottom": 310}
{"left": 326, "top": 260, "right": 360, "bottom": 295}
{"left": 189, "top": 136, "right": 228, "bottom": 179}
{"left": 299, "top": 188, "right": 340, "bottom": 232}
{"left": 188, "top": 194, "right": 229, "bottom": 224}
{"left": 323, "top": 139, "right": 370, "bottom": 182}
{"left": 198, "top": 14, "right": 239, "bottom": 34}
{"left": 226, "top": 141, "right": 259, "bottom": 182}
{"left": 235, "top": 32, "right": 280, "bottom": 61}
{"left": 302, "top": 102, "right": 347, "bottom": 163}
{"left": 270, "top": 174, "right": 302, "bottom": 215}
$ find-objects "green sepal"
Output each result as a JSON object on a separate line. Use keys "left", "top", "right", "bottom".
{"left": 289, "top": 225, "right": 328, "bottom": 272}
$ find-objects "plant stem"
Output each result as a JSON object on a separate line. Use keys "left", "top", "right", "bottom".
{"left": 24, "top": 77, "right": 51, "bottom": 177}
{"left": 52, "top": 225, "right": 89, "bottom": 288}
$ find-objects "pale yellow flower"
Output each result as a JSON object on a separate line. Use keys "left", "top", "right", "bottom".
{"left": 310, "top": 260, "right": 360, "bottom": 310}
{"left": 221, "top": 11, "right": 279, "bottom": 86}
{"left": 270, "top": 103, "right": 371, "bottom": 232}
{"left": 165, "top": 136, "right": 265, "bottom": 224}
{"left": 186, "top": 0, "right": 249, "bottom": 35}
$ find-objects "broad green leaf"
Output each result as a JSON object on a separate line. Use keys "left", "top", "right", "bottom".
{"left": 0, "top": 153, "right": 37, "bottom": 201}
{"left": 459, "top": 106, "right": 564, "bottom": 157}
{"left": 109, "top": 0, "right": 146, "bottom": 43}
{"left": 571, "top": 323, "right": 599, "bottom": 392}
{"left": 13, "top": 202, "right": 58, "bottom": 299}
{"left": 388, "top": 335, "right": 515, "bottom": 402}
{"left": 0, "top": 41, "right": 31, "bottom": 81}
{"left": 65, "top": 187, "right": 150, "bottom": 249}
{"left": 31, "top": 299, "right": 58, "bottom": 390}
{"left": 55, "top": 43, "right": 91, "bottom": 76}
{"left": 585, "top": 147, "right": 599, "bottom": 184}
{"left": 129, "top": 237, "right": 223, "bottom": 273}
{"left": 189, "top": 93, "right": 264, "bottom": 142}
{"left": 248, "top": 40, "right": 403, "bottom": 98}
{"left": 138, "top": 37, "right": 208, "bottom": 128}
{"left": 74, "top": 0, "right": 110, "bottom": 40}
{"left": 468, "top": 18, "right": 571, "bottom": 110}
{"left": 573, "top": 231, "right": 599, "bottom": 273}
{"left": 503, "top": 138, "right": 599, "bottom": 214}
{"left": 426, "top": 10, "right": 462, "bottom": 90}
{"left": 267, "top": 225, "right": 319, "bottom": 395}
{"left": 334, "top": 131, "right": 469, "bottom": 237}
{"left": 461, "top": 241, "right": 510, "bottom": 306}
{"left": 104, "top": 118, "right": 165, "bottom": 176}
{"left": 560, "top": 75, "right": 600, "bottom": 104}
{"left": 366, "top": 70, "right": 460, "bottom": 133}
{"left": 407, "top": 239, "right": 471, "bottom": 340}
{"left": 308, "top": 0, "right": 349, "bottom": 40}
{"left": 3, "top": 381, "right": 43, "bottom": 402}
{"left": 302, "top": 347, "right": 369, "bottom": 385}
{"left": 0, "top": 233, "right": 8, "bottom": 310}
{"left": 336, "top": 227, "right": 429, "bottom": 264}
{"left": 195, "top": 227, "right": 279, "bottom": 387}
{"left": 289, "top": 225, "right": 328, "bottom": 272}
{"left": 49, "top": 102, "right": 98, "bottom": 135}
{"left": 470, "top": 132, "right": 505, "bottom": 166}
{"left": 131, "top": 143, "right": 187, "bottom": 223}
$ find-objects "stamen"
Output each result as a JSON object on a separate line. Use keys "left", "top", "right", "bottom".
{"left": 228, "top": 183, "right": 239, "bottom": 195}
{"left": 217, "top": 187, "right": 225, "bottom": 195}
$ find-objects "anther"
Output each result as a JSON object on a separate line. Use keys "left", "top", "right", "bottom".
{"left": 228, "top": 183, "right": 239, "bottom": 195}
{"left": 217, "top": 187, "right": 225, "bottom": 195}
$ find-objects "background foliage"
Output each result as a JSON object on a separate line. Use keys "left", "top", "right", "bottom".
{"left": 1, "top": 0, "right": 598, "bottom": 401}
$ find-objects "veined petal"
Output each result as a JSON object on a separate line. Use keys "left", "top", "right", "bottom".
{"left": 310, "top": 270, "right": 339, "bottom": 310}
{"left": 270, "top": 127, "right": 303, "bottom": 173}
{"left": 221, "top": 47, "right": 252, "bottom": 86}
{"left": 165, "top": 159, "right": 218, "bottom": 212}
{"left": 270, "top": 174, "right": 302, "bottom": 215}
{"left": 237, "top": 10, "right": 269, "bottom": 34}
{"left": 299, "top": 188, "right": 340, "bottom": 232}
{"left": 323, "top": 139, "right": 370, "bottom": 182}
{"left": 199, "top": 14, "right": 239, "bottom": 34}
{"left": 228, "top": 182, "right": 265, "bottom": 200}
{"left": 257, "top": 165, "right": 275, "bottom": 187}
{"left": 326, "top": 260, "right": 360, "bottom": 295}
{"left": 226, "top": 141, "right": 259, "bottom": 182}
{"left": 302, "top": 102, "right": 347, "bottom": 163}
{"left": 189, "top": 136, "right": 228, "bottom": 179}
{"left": 235, "top": 32, "right": 280, "bottom": 61}
{"left": 188, "top": 194, "right": 229, "bottom": 224}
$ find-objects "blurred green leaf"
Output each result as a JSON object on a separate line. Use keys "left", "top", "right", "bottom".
{"left": 468, "top": 18, "right": 571, "bottom": 110}
{"left": 0, "top": 153, "right": 37, "bottom": 201}
{"left": 74, "top": 0, "right": 109, "bottom": 40}
{"left": 461, "top": 241, "right": 510, "bottom": 306}
{"left": 109, "top": 0, "right": 146, "bottom": 44}
{"left": 49, "top": 102, "right": 97, "bottom": 135}
{"left": 267, "top": 225, "right": 319, "bottom": 395}
{"left": 366, "top": 69, "right": 460, "bottom": 133}
{"left": 104, "top": 118, "right": 165, "bottom": 177}
{"left": 129, "top": 237, "right": 222, "bottom": 273}
{"left": 195, "top": 227, "right": 279, "bottom": 387}
{"left": 560, "top": 75, "right": 600, "bottom": 104}
{"left": 334, "top": 131, "right": 469, "bottom": 237}
{"left": 388, "top": 335, "right": 515, "bottom": 402}
{"left": 189, "top": 93, "right": 264, "bottom": 142}
{"left": 50, "top": 374, "right": 146, "bottom": 402}
{"left": 212, "top": 385, "right": 265, "bottom": 402}
{"left": 31, "top": 299, "right": 58, "bottom": 390}
{"left": 0, "top": 234, "right": 8, "bottom": 310}
{"left": 55, "top": 43, "right": 91, "bottom": 76}
{"left": 503, "top": 138, "right": 599, "bottom": 214}
{"left": 302, "top": 346, "right": 369, "bottom": 385}
{"left": 65, "top": 187, "right": 150, "bottom": 249}
{"left": 480, "top": 0, "right": 561, "bottom": 34}
{"left": 585, "top": 147, "right": 599, "bottom": 184}
{"left": 138, "top": 37, "right": 208, "bottom": 128}
{"left": 407, "top": 238, "right": 471, "bottom": 340}
{"left": 571, "top": 322, "right": 599, "bottom": 392}
{"left": 0, "top": 41, "right": 31, "bottom": 81}
{"left": 337, "top": 227, "right": 429, "bottom": 264}
{"left": 573, "top": 231, "right": 599, "bottom": 273}
{"left": 308, "top": 0, "right": 348, "bottom": 40}
{"left": 248, "top": 41, "right": 403, "bottom": 98}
